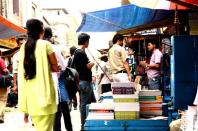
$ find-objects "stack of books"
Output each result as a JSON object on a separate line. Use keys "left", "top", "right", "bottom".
{"left": 183, "top": 106, "right": 197, "bottom": 131}
{"left": 86, "top": 103, "right": 114, "bottom": 120}
{"left": 114, "top": 102, "right": 140, "bottom": 120}
{"left": 111, "top": 82, "right": 136, "bottom": 94}
{"left": 99, "top": 91, "right": 113, "bottom": 103}
{"left": 139, "top": 90, "right": 162, "bottom": 116}
{"left": 112, "top": 82, "right": 140, "bottom": 120}
{"left": 113, "top": 94, "right": 139, "bottom": 102}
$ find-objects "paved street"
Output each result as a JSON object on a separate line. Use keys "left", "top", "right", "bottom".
{"left": 0, "top": 107, "right": 81, "bottom": 131}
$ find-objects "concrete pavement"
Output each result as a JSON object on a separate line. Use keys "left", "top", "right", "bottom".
{"left": 0, "top": 107, "right": 81, "bottom": 131}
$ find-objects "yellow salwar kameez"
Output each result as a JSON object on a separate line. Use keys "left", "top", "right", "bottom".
{"left": 18, "top": 39, "right": 57, "bottom": 131}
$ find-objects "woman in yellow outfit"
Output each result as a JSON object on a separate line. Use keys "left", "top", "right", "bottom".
{"left": 18, "top": 19, "right": 60, "bottom": 131}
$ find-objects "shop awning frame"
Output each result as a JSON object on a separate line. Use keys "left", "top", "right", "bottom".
{"left": 0, "top": 15, "right": 26, "bottom": 39}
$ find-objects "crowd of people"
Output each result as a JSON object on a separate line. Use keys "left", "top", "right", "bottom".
{"left": 0, "top": 18, "right": 167, "bottom": 131}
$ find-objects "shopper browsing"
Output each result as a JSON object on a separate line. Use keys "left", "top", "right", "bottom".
{"left": 108, "top": 34, "right": 132, "bottom": 82}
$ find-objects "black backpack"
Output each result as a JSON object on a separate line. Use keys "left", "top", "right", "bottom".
{"left": 62, "top": 67, "right": 79, "bottom": 99}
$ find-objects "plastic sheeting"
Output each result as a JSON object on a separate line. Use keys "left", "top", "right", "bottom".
{"left": 77, "top": 4, "right": 174, "bottom": 32}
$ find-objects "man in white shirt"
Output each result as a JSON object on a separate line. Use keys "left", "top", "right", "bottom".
{"left": 12, "top": 37, "right": 28, "bottom": 123}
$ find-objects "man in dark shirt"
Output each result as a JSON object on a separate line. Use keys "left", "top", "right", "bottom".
{"left": 72, "top": 33, "right": 94, "bottom": 131}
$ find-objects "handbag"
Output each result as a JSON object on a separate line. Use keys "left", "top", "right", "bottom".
{"left": 0, "top": 74, "right": 12, "bottom": 88}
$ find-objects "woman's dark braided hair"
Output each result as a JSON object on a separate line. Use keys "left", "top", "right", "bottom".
{"left": 24, "top": 19, "right": 44, "bottom": 80}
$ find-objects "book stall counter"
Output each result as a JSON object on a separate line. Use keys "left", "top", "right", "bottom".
{"left": 84, "top": 36, "right": 198, "bottom": 131}
{"left": 84, "top": 119, "right": 168, "bottom": 131}
{"left": 85, "top": 82, "right": 169, "bottom": 131}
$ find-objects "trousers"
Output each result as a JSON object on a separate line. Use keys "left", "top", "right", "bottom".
{"left": 53, "top": 101, "right": 73, "bottom": 131}
{"left": 79, "top": 80, "right": 93, "bottom": 130}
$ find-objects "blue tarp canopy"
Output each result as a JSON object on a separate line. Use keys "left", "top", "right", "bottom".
{"left": 77, "top": 4, "right": 175, "bottom": 34}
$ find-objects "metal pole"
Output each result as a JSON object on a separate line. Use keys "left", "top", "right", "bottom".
{"left": 87, "top": 48, "right": 112, "bottom": 82}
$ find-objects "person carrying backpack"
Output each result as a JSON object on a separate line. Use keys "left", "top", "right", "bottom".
{"left": 72, "top": 33, "right": 95, "bottom": 131}
{"left": 67, "top": 46, "right": 78, "bottom": 110}
{"left": 43, "top": 27, "right": 73, "bottom": 131}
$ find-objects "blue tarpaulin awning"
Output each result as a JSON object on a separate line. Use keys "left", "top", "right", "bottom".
{"left": 77, "top": 4, "right": 175, "bottom": 34}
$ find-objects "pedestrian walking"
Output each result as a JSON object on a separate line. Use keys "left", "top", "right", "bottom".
{"left": 18, "top": 19, "right": 60, "bottom": 131}
{"left": 68, "top": 46, "right": 78, "bottom": 110}
{"left": 72, "top": 33, "right": 95, "bottom": 131}
{"left": 0, "top": 51, "right": 10, "bottom": 123}
{"left": 43, "top": 27, "right": 73, "bottom": 131}
{"left": 12, "top": 37, "right": 30, "bottom": 123}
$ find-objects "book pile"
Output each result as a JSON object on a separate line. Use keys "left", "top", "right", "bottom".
{"left": 99, "top": 91, "right": 113, "bottom": 103}
{"left": 181, "top": 106, "right": 197, "bottom": 131}
{"left": 112, "top": 82, "right": 140, "bottom": 120}
{"left": 111, "top": 82, "right": 136, "bottom": 94}
{"left": 86, "top": 103, "right": 114, "bottom": 120}
{"left": 114, "top": 102, "right": 140, "bottom": 120}
{"left": 113, "top": 94, "right": 138, "bottom": 102}
{"left": 139, "top": 90, "right": 162, "bottom": 116}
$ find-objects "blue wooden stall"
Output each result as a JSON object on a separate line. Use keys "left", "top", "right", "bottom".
{"left": 84, "top": 35, "right": 198, "bottom": 131}
{"left": 85, "top": 120, "right": 168, "bottom": 131}
{"left": 171, "top": 35, "right": 198, "bottom": 110}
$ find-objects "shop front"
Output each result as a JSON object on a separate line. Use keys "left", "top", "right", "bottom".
{"left": 76, "top": 2, "right": 198, "bottom": 131}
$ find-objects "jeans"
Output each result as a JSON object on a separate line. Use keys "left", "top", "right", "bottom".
{"left": 148, "top": 76, "right": 161, "bottom": 90}
{"left": 58, "top": 72, "right": 70, "bottom": 102}
{"left": 53, "top": 102, "right": 73, "bottom": 131}
{"left": 79, "top": 80, "right": 93, "bottom": 130}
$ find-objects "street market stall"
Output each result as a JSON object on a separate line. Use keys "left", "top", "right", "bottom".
{"left": 76, "top": 2, "right": 198, "bottom": 131}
